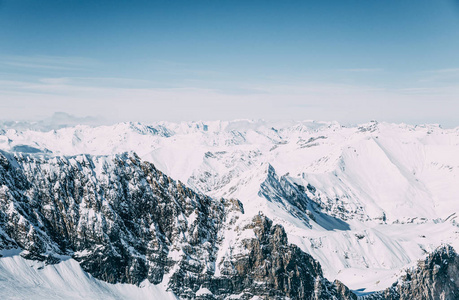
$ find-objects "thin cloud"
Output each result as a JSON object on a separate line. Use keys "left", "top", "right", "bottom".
{"left": 1, "top": 61, "right": 86, "bottom": 71}
{"left": 38, "top": 77, "right": 171, "bottom": 88}
{"left": 416, "top": 68, "right": 459, "bottom": 84}
{"left": 0, "top": 55, "right": 99, "bottom": 72}
{"left": 340, "top": 68, "right": 384, "bottom": 72}
{"left": 425, "top": 68, "right": 459, "bottom": 74}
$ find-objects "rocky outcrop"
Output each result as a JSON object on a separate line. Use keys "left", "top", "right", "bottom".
{"left": 259, "top": 164, "right": 313, "bottom": 227}
{"left": 169, "top": 213, "right": 356, "bottom": 299}
{"left": 362, "top": 245, "right": 459, "bottom": 300}
{"left": 259, "top": 165, "right": 351, "bottom": 231}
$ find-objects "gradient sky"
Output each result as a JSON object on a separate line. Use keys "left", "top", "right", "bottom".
{"left": 1, "top": 0, "right": 459, "bottom": 126}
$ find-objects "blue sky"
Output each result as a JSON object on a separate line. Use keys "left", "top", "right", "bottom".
{"left": 1, "top": 0, "right": 459, "bottom": 126}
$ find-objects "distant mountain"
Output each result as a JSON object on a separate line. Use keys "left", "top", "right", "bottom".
{"left": 0, "top": 112, "right": 105, "bottom": 131}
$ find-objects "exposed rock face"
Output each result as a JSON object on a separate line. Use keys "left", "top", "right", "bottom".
{"left": 0, "top": 151, "right": 356, "bottom": 299}
{"left": 171, "top": 213, "right": 357, "bottom": 299}
{"left": 0, "top": 151, "right": 234, "bottom": 285}
{"left": 362, "top": 245, "right": 459, "bottom": 300}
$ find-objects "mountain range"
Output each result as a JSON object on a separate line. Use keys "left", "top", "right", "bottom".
{"left": 0, "top": 120, "right": 458, "bottom": 299}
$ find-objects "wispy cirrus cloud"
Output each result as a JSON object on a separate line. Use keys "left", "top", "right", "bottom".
{"left": 339, "top": 68, "right": 384, "bottom": 72}
{"left": 427, "top": 68, "right": 459, "bottom": 73}
{"left": 416, "top": 67, "right": 459, "bottom": 84}
{"left": 0, "top": 55, "right": 99, "bottom": 72}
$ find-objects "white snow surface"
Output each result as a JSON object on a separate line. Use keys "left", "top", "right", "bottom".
{"left": 0, "top": 250, "right": 176, "bottom": 299}
{"left": 1, "top": 119, "right": 459, "bottom": 295}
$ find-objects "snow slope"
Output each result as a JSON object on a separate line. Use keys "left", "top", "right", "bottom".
{"left": 1, "top": 119, "right": 458, "bottom": 294}
{"left": 0, "top": 249, "right": 176, "bottom": 300}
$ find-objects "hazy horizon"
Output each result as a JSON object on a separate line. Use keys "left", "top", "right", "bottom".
{"left": 1, "top": 111, "right": 457, "bottom": 131}
{"left": 1, "top": 1, "right": 459, "bottom": 127}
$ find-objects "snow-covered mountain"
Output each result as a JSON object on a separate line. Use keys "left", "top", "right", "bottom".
{"left": 0, "top": 119, "right": 458, "bottom": 298}
{"left": 0, "top": 151, "right": 355, "bottom": 299}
